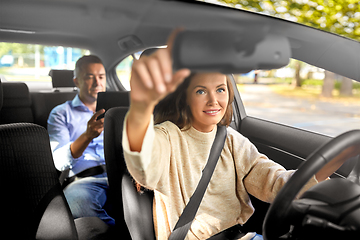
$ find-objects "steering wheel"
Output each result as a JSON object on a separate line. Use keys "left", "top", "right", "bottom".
{"left": 263, "top": 130, "right": 360, "bottom": 240}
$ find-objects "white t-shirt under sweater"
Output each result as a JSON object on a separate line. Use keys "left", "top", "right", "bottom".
{"left": 122, "top": 115, "right": 317, "bottom": 240}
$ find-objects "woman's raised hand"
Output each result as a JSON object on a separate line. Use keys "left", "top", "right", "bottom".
{"left": 130, "top": 29, "right": 191, "bottom": 111}
{"left": 126, "top": 30, "right": 190, "bottom": 152}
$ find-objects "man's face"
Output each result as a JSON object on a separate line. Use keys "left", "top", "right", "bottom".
{"left": 74, "top": 63, "right": 106, "bottom": 104}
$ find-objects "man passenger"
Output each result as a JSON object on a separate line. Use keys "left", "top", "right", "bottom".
{"left": 47, "top": 55, "right": 114, "bottom": 226}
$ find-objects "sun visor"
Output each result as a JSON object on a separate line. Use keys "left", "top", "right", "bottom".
{"left": 172, "top": 30, "right": 291, "bottom": 74}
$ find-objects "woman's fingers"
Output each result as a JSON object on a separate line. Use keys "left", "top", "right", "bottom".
{"left": 166, "top": 28, "right": 183, "bottom": 56}
{"left": 147, "top": 56, "right": 167, "bottom": 94}
{"left": 130, "top": 28, "right": 190, "bottom": 104}
{"left": 157, "top": 28, "right": 184, "bottom": 84}
{"left": 155, "top": 48, "right": 172, "bottom": 84}
{"left": 132, "top": 58, "right": 154, "bottom": 90}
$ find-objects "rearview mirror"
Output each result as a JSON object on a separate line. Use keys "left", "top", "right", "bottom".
{"left": 172, "top": 30, "right": 291, "bottom": 74}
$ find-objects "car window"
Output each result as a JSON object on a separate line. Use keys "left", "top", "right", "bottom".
{"left": 117, "top": 54, "right": 359, "bottom": 137}
{"left": 0, "top": 42, "right": 89, "bottom": 91}
{"left": 116, "top": 55, "right": 134, "bottom": 91}
{"left": 116, "top": 52, "right": 143, "bottom": 91}
{"left": 236, "top": 59, "right": 360, "bottom": 137}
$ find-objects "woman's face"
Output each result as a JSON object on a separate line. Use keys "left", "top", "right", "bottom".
{"left": 187, "top": 73, "right": 229, "bottom": 132}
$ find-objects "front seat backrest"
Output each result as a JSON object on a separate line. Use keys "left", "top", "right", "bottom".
{"left": 1, "top": 78, "right": 76, "bottom": 239}
{"left": 104, "top": 106, "right": 155, "bottom": 240}
{"left": 0, "top": 123, "right": 78, "bottom": 239}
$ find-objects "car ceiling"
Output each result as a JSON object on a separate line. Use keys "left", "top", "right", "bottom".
{"left": 1, "top": 0, "right": 359, "bottom": 82}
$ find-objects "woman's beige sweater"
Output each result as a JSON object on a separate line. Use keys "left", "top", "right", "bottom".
{"left": 122, "top": 116, "right": 317, "bottom": 240}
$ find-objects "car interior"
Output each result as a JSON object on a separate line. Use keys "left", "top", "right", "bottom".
{"left": 0, "top": 78, "right": 111, "bottom": 240}
{"left": 1, "top": 0, "right": 360, "bottom": 239}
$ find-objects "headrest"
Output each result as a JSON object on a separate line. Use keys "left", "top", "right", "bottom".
{"left": 2, "top": 82, "right": 31, "bottom": 108}
{"left": 49, "top": 69, "right": 75, "bottom": 88}
{"left": 0, "top": 78, "right": 3, "bottom": 111}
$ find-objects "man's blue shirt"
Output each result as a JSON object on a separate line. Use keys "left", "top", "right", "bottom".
{"left": 47, "top": 94, "right": 104, "bottom": 177}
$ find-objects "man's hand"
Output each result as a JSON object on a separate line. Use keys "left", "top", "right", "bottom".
{"left": 85, "top": 109, "right": 105, "bottom": 139}
{"left": 70, "top": 109, "right": 105, "bottom": 158}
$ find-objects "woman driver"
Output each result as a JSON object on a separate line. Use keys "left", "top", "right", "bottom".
{"left": 122, "top": 30, "right": 338, "bottom": 240}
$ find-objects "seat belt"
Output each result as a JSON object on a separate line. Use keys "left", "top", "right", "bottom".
{"left": 169, "top": 125, "right": 227, "bottom": 240}
{"left": 59, "top": 165, "right": 106, "bottom": 188}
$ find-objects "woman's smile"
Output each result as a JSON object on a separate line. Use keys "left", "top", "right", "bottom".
{"left": 203, "top": 109, "right": 221, "bottom": 116}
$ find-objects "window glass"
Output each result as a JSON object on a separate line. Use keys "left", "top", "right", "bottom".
{"left": 116, "top": 55, "right": 134, "bottom": 91}
{"left": 0, "top": 42, "right": 88, "bottom": 91}
{"left": 201, "top": 0, "right": 360, "bottom": 42}
{"left": 116, "top": 48, "right": 167, "bottom": 90}
{"left": 236, "top": 59, "right": 360, "bottom": 137}
{"left": 116, "top": 51, "right": 143, "bottom": 91}
{"left": 115, "top": 53, "right": 359, "bottom": 138}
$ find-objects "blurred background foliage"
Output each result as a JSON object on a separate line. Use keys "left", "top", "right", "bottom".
{"left": 218, "top": 0, "right": 360, "bottom": 41}
{"left": 213, "top": 0, "right": 360, "bottom": 98}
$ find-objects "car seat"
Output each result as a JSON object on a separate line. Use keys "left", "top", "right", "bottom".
{"left": 104, "top": 106, "right": 155, "bottom": 240}
{"left": 0, "top": 81, "right": 34, "bottom": 124}
{"left": 0, "top": 78, "right": 112, "bottom": 239}
{"left": 0, "top": 79, "right": 78, "bottom": 239}
{"left": 31, "top": 91, "right": 77, "bottom": 128}
{"left": 49, "top": 69, "right": 76, "bottom": 91}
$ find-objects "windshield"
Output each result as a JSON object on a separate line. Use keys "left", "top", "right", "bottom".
{"left": 193, "top": 0, "right": 360, "bottom": 137}
{"left": 202, "top": 0, "right": 360, "bottom": 42}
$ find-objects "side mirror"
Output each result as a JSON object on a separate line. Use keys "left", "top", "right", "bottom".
{"left": 172, "top": 30, "right": 291, "bottom": 74}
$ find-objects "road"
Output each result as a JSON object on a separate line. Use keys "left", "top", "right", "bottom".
{"left": 238, "top": 84, "right": 360, "bottom": 137}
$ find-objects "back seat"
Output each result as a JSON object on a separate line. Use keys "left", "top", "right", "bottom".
{"left": 0, "top": 70, "right": 78, "bottom": 129}
{"left": 31, "top": 91, "right": 77, "bottom": 128}
{"left": 0, "top": 81, "right": 77, "bottom": 129}
{"left": 0, "top": 82, "right": 77, "bottom": 128}
{"left": 0, "top": 82, "right": 34, "bottom": 124}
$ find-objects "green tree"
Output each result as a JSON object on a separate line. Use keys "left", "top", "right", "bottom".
{"left": 218, "top": 0, "right": 359, "bottom": 96}
{"left": 220, "top": 0, "right": 360, "bottom": 41}
{"left": 0, "top": 43, "right": 38, "bottom": 58}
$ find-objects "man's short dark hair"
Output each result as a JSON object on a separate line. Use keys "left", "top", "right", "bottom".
{"left": 74, "top": 55, "right": 103, "bottom": 78}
